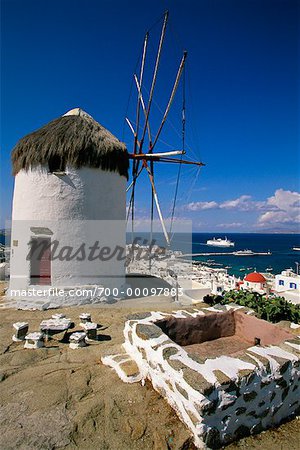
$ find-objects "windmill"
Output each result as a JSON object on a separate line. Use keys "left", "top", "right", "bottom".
{"left": 126, "top": 11, "right": 205, "bottom": 249}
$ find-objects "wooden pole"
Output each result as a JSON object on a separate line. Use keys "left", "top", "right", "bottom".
{"left": 134, "top": 74, "right": 152, "bottom": 142}
{"left": 144, "top": 164, "right": 170, "bottom": 245}
{"left": 139, "top": 10, "right": 169, "bottom": 153}
{"left": 151, "top": 51, "right": 187, "bottom": 150}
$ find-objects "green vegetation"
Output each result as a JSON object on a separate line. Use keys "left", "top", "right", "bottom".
{"left": 203, "top": 290, "right": 300, "bottom": 324}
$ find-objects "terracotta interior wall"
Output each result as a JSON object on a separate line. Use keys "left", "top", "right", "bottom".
{"left": 156, "top": 311, "right": 236, "bottom": 346}
{"left": 156, "top": 310, "right": 294, "bottom": 347}
{"left": 233, "top": 311, "right": 294, "bottom": 345}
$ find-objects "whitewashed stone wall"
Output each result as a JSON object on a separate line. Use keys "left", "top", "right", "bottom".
{"left": 103, "top": 306, "right": 300, "bottom": 449}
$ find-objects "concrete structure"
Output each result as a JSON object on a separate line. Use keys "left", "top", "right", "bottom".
{"left": 69, "top": 332, "right": 87, "bottom": 349}
{"left": 24, "top": 332, "right": 45, "bottom": 349}
{"left": 103, "top": 307, "right": 300, "bottom": 449}
{"left": 8, "top": 108, "right": 128, "bottom": 308}
{"left": 79, "top": 313, "right": 92, "bottom": 326}
{"left": 274, "top": 269, "right": 300, "bottom": 304}
{"left": 83, "top": 322, "right": 98, "bottom": 340}
{"left": 12, "top": 322, "right": 28, "bottom": 341}
{"left": 240, "top": 272, "right": 268, "bottom": 295}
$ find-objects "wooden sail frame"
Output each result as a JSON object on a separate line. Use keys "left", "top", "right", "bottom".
{"left": 126, "top": 10, "right": 205, "bottom": 246}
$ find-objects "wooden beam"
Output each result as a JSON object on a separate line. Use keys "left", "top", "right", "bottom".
{"left": 139, "top": 10, "right": 169, "bottom": 154}
{"left": 144, "top": 164, "right": 170, "bottom": 245}
{"left": 128, "top": 153, "right": 205, "bottom": 167}
{"left": 151, "top": 51, "right": 188, "bottom": 150}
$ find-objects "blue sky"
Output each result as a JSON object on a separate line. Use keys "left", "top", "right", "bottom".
{"left": 1, "top": 0, "right": 299, "bottom": 232}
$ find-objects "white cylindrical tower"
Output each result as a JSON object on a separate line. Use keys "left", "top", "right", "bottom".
{"left": 9, "top": 108, "right": 128, "bottom": 306}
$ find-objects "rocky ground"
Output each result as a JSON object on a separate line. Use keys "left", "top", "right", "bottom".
{"left": 0, "top": 285, "right": 299, "bottom": 450}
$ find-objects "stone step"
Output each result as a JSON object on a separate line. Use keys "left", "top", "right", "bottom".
{"left": 102, "top": 352, "right": 142, "bottom": 383}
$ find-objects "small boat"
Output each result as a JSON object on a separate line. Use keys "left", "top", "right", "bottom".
{"left": 225, "top": 265, "right": 232, "bottom": 269}
{"left": 247, "top": 267, "right": 253, "bottom": 270}
{"left": 240, "top": 267, "right": 246, "bottom": 271}
{"left": 206, "top": 237, "right": 235, "bottom": 248}
{"left": 292, "top": 247, "right": 300, "bottom": 251}
{"left": 234, "top": 249, "right": 255, "bottom": 256}
{"left": 266, "top": 267, "right": 273, "bottom": 272}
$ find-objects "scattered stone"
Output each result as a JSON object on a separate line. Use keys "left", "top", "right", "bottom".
{"left": 83, "top": 322, "right": 98, "bottom": 340}
{"left": 24, "top": 332, "right": 44, "bottom": 349}
{"left": 234, "top": 424, "right": 251, "bottom": 439}
{"left": 276, "top": 377, "right": 288, "bottom": 389}
{"left": 119, "top": 360, "right": 140, "bottom": 378}
{"left": 260, "top": 407, "right": 270, "bottom": 418}
{"left": 273, "top": 403, "right": 283, "bottom": 415}
{"left": 223, "top": 433, "right": 233, "bottom": 444}
{"left": 182, "top": 367, "right": 213, "bottom": 396}
{"left": 79, "top": 313, "right": 91, "bottom": 326}
{"left": 279, "top": 360, "right": 292, "bottom": 375}
{"left": 40, "top": 318, "right": 72, "bottom": 336}
{"left": 12, "top": 322, "right": 29, "bottom": 342}
{"left": 167, "top": 358, "right": 187, "bottom": 372}
{"left": 261, "top": 379, "right": 271, "bottom": 388}
{"left": 175, "top": 383, "right": 189, "bottom": 400}
{"left": 251, "top": 423, "right": 263, "bottom": 435}
{"left": 281, "top": 386, "right": 290, "bottom": 401}
{"left": 162, "top": 346, "right": 178, "bottom": 359}
{"left": 201, "top": 399, "right": 218, "bottom": 415}
{"left": 127, "top": 312, "right": 151, "bottom": 320}
{"left": 246, "top": 351, "right": 271, "bottom": 373}
{"left": 214, "top": 370, "right": 237, "bottom": 394}
{"left": 243, "top": 391, "right": 257, "bottom": 402}
{"left": 69, "top": 332, "right": 87, "bottom": 349}
{"left": 188, "top": 353, "right": 206, "bottom": 365}
{"left": 204, "top": 427, "right": 221, "bottom": 449}
{"left": 236, "top": 407, "right": 246, "bottom": 415}
{"left": 135, "top": 323, "right": 162, "bottom": 340}
{"left": 221, "top": 415, "right": 231, "bottom": 424}
{"left": 219, "top": 392, "right": 237, "bottom": 410}
{"left": 51, "top": 313, "right": 66, "bottom": 320}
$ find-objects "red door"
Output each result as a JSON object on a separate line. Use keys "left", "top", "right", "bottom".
{"left": 30, "top": 238, "right": 51, "bottom": 285}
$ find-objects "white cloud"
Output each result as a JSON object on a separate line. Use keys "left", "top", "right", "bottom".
{"left": 217, "top": 222, "right": 243, "bottom": 228}
{"left": 183, "top": 188, "right": 300, "bottom": 231}
{"left": 185, "top": 195, "right": 270, "bottom": 212}
{"left": 220, "top": 195, "right": 252, "bottom": 210}
{"left": 257, "top": 189, "right": 300, "bottom": 229}
{"left": 186, "top": 201, "right": 218, "bottom": 211}
{"left": 219, "top": 195, "right": 270, "bottom": 212}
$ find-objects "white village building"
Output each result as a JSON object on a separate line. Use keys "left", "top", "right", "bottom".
{"left": 8, "top": 108, "right": 128, "bottom": 307}
{"left": 274, "top": 269, "right": 300, "bottom": 304}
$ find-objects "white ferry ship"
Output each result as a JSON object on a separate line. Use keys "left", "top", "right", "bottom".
{"left": 206, "top": 237, "right": 235, "bottom": 248}
{"left": 233, "top": 249, "right": 255, "bottom": 256}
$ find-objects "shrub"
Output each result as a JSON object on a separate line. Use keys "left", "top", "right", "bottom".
{"left": 203, "top": 290, "right": 300, "bottom": 324}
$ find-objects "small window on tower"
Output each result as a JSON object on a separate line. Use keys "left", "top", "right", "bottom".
{"left": 48, "top": 155, "right": 66, "bottom": 174}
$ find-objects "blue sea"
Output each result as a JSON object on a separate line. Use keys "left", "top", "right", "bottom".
{"left": 126, "top": 232, "right": 300, "bottom": 277}
{"left": 191, "top": 233, "right": 300, "bottom": 277}
{"left": 2, "top": 231, "right": 300, "bottom": 277}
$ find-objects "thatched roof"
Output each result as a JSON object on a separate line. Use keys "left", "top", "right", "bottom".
{"left": 11, "top": 108, "right": 129, "bottom": 178}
